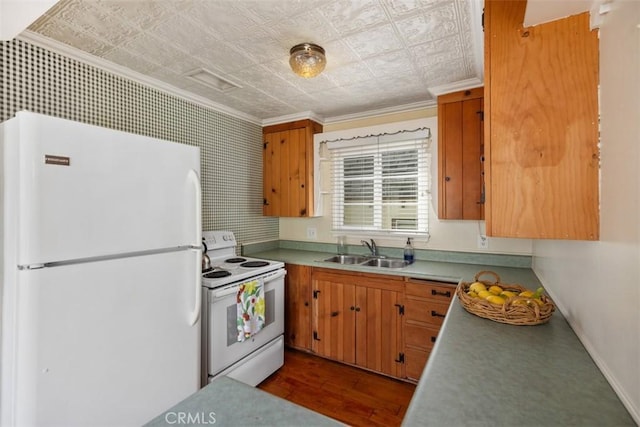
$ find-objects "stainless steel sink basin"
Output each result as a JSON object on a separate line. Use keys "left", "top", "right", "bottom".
{"left": 323, "top": 255, "right": 369, "bottom": 264}
{"left": 361, "top": 258, "right": 409, "bottom": 268}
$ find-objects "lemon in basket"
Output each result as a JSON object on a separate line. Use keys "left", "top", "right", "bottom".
{"left": 489, "top": 285, "right": 504, "bottom": 295}
{"left": 477, "top": 290, "right": 493, "bottom": 299}
{"left": 485, "top": 295, "right": 506, "bottom": 305}
{"left": 469, "top": 282, "right": 487, "bottom": 293}
{"left": 500, "top": 290, "right": 518, "bottom": 299}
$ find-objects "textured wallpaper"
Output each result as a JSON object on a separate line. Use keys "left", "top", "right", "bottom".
{"left": 0, "top": 38, "right": 278, "bottom": 245}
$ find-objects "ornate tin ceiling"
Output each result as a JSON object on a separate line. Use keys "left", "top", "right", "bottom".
{"left": 27, "top": 0, "right": 484, "bottom": 123}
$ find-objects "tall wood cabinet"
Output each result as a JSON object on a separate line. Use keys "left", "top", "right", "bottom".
{"left": 484, "top": 1, "right": 599, "bottom": 239}
{"left": 283, "top": 263, "right": 312, "bottom": 351}
{"left": 437, "top": 87, "right": 484, "bottom": 220}
{"left": 263, "top": 119, "right": 322, "bottom": 217}
{"left": 311, "top": 268, "right": 404, "bottom": 378}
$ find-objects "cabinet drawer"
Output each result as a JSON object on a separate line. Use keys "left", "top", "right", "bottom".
{"left": 405, "top": 297, "right": 450, "bottom": 326}
{"left": 405, "top": 280, "right": 455, "bottom": 303}
{"left": 404, "top": 347, "right": 430, "bottom": 381}
{"left": 404, "top": 323, "right": 439, "bottom": 350}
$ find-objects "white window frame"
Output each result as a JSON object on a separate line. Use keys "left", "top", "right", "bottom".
{"left": 326, "top": 130, "right": 431, "bottom": 237}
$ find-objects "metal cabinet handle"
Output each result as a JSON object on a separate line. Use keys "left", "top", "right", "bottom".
{"left": 431, "top": 289, "right": 452, "bottom": 298}
{"left": 431, "top": 310, "right": 446, "bottom": 318}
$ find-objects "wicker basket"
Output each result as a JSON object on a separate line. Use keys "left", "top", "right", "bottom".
{"left": 457, "top": 270, "right": 555, "bottom": 326}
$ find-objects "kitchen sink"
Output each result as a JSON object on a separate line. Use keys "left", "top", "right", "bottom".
{"left": 360, "top": 258, "right": 409, "bottom": 268}
{"left": 322, "top": 255, "right": 410, "bottom": 269}
{"left": 323, "top": 255, "right": 369, "bottom": 264}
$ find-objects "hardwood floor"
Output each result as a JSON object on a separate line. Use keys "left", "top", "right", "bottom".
{"left": 258, "top": 348, "right": 416, "bottom": 426}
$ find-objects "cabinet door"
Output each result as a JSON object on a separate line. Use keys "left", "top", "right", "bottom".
{"left": 358, "top": 286, "right": 404, "bottom": 378}
{"left": 312, "top": 273, "right": 356, "bottom": 364}
{"left": 284, "top": 264, "right": 312, "bottom": 351}
{"left": 263, "top": 119, "right": 322, "bottom": 218}
{"left": 438, "top": 87, "right": 484, "bottom": 220}
{"left": 263, "top": 128, "right": 307, "bottom": 217}
{"left": 484, "top": 0, "right": 599, "bottom": 239}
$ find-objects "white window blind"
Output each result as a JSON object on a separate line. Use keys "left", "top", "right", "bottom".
{"left": 326, "top": 130, "right": 431, "bottom": 236}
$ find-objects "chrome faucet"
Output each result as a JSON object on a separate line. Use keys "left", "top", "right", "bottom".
{"left": 361, "top": 239, "right": 379, "bottom": 257}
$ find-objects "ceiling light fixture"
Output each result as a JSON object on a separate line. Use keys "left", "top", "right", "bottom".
{"left": 289, "top": 43, "right": 326, "bottom": 78}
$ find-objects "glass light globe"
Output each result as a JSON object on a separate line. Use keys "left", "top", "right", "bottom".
{"left": 289, "top": 43, "right": 326, "bottom": 78}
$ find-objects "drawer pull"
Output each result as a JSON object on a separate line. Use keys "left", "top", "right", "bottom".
{"left": 431, "top": 310, "right": 446, "bottom": 318}
{"left": 431, "top": 289, "right": 452, "bottom": 298}
{"left": 431, "top": 336, "right": 437, "bottom": 343}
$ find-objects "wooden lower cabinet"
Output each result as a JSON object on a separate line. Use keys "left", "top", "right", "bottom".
{"left": 403, "top": 278, "right": 456, "bottom": 382}
{"left": 292, "top": 265, "right": 455, "bottom": 382}
{"left": 311, "top": 268, "right": 404, "bottom": 378}
{"left": 284, "top": 263, "right": 312, "bottom": 351}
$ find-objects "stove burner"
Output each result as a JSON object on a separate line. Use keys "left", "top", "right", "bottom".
{"left": 225, "top": 257, "right": 247, "bottom": 263}
{"left": 203, "top": 270, "right": 232, "bottom": 279}
{"left": 240, "top": 261, "right": 270, "bottom": 268}
{"left": 202, "top": 267, "right": 214, "bottom": 274}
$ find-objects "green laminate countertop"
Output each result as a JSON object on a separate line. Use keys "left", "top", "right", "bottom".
{"left": 144, "top": 376, "right": 342, "bottom": 427}
{"left": 250, "top": 248, "right": 538, "bottom": 284}
{"left": 252, "top": 248, "right": 636, "bottom": 426}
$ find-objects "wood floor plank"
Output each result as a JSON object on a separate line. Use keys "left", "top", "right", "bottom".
{"left": 258, "top": 348, "right": 415, "bottom": 426}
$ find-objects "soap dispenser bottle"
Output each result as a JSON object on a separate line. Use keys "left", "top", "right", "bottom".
{"left": 404, "top": 238, "right": 414, "bottom": 264}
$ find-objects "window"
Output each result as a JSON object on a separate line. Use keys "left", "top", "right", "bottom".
{"left": 328, "top": 131, "right": 431, "bottom": 236}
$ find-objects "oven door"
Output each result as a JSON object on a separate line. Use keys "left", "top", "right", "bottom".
{"left": 206, "top": 269, "right": 285, "bottom": 378}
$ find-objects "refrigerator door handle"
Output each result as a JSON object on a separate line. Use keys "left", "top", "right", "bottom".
{"left": 189, "top": 168, "right": 202, "bottom": 247}
{"left": 188, "top": 169, "right": 202, "bottom": 326}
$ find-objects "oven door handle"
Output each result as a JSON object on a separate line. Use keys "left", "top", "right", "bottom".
{"left": 212, "top": 285, "right": 242, "bottom": 300}
{"left": 211, "top": 269, "right": 287, "bottom": 300}
{"left": 262, "top": 269, "right": 287, "bottom": 282}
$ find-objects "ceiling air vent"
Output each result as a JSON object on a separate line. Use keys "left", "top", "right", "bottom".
{"left": 184, "top": 68, "right": 242, "bottom": 93}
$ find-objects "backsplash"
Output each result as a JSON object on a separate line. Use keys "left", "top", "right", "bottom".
{"left": 0, "top": 38, "right": 278, "bottom": 245}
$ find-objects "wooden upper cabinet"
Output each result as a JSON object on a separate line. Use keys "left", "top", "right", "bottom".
{"left": 437, "top": 87, "right": 484, "bottom": 220}
{"left": 484, "top": 0, "right": 599, "bottom": 240}
{"left": 263, "top": 119, "right": 322, "bottom": 217}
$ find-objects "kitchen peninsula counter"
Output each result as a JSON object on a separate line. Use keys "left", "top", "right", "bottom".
{"left": 251, "top": 248, "right": 636, "bottom": 426}
{"left": 144, "top": 376, "right": 341, "bottom": 426}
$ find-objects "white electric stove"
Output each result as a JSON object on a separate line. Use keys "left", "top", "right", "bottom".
{"left": 200, "top": 231, "right": 285, "bottom": 387}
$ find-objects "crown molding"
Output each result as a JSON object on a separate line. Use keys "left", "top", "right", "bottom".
{"left": 321, "top": 100, "right": 437, "bottom": 126}
{"left": 261, "top": 99, "right": 440, "bottom": 127}
{"left": 17, "top": 30, "right": 263, "bottom": 125}
{"left": 428, "top": 78, "right": 484, "bottom": 97}
{"left": 261, "top": 110, "right": 325, "bottom": 127}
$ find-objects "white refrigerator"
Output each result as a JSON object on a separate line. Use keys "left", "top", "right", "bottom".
{"left": 0, "top": 112, "right": 202, "bottom": 426}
